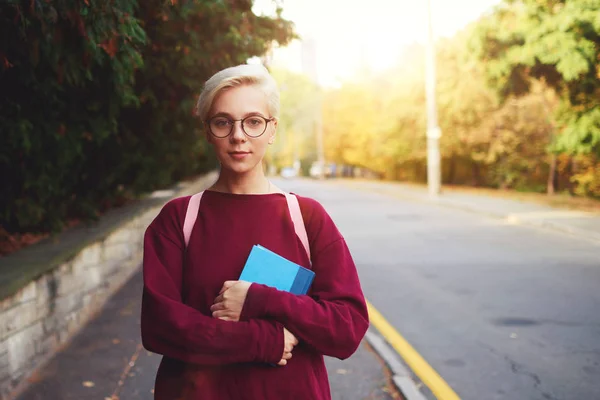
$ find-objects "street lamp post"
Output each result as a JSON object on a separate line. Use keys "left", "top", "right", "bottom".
{"left": 315, "top": 93, "right": 325, "bottom": 180}
{"left": 425, "top": 0, "right": 442, "bottom": 197}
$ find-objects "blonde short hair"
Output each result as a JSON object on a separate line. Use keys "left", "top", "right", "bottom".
{"left": 196, "top": 64, "right": 280, "bottom": 121}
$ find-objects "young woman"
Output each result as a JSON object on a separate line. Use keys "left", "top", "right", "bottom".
{"left": 141, "top": 64, "right": 369, "bottom": 399}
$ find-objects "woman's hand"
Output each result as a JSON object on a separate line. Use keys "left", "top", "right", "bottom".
{"left": 210, "top": 280, "right": 251, "bottom": 322}
{"left": 278, "top": 327, "right": 299, "bottom": 366}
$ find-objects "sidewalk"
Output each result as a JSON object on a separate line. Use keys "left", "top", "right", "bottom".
{"left": 14, "top": 268, "right": 398, "bottom": 400}
{"left": 339, "top": 180, "right": 600, "bottom": 244}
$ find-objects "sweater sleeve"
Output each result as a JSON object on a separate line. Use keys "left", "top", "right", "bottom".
{"left": 240, "top": 198, "right": 369, "bottom": 360}
{"left": 141, "top": 199, "right": 284, "bottom": 366}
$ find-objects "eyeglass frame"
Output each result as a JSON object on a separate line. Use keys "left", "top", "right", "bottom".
{"left": 204, "top": 115, "right": 276, "bottom": 138}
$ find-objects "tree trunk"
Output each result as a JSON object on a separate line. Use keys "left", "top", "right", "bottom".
{"left": 448, "top": 153, "right": 456, "bottom": 184}
{"left": 472, "top": 162, "right": 481, "bottom": 187}
{"left": 547, "top": 153, "right": 557, "bottom": 195}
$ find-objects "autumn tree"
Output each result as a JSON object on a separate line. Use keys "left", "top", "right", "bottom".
{"left": 470, "top": 0, "right": 600, "bottom": 193}
{"left": 269, "top": 67, "right": 319, "bottom": 170}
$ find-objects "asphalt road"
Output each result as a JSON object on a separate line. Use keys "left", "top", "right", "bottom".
{"left": 274, "top": 178, "right": 600, "bottom": 400}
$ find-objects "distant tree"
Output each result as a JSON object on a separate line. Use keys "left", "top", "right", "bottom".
{"left": 471, "top": 0, "right": 600, "bottom": 159}
{"left": 269, "top": 67, "right": 319, "bottom": 170}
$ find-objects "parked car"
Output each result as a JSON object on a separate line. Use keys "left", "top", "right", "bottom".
{"left": 280, "top": 167, "right": 297, "bottom": 179}
{"left": 309, "top": 162, "right": 332, "bottom": 178}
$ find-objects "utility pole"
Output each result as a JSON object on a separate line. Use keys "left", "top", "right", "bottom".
{"left": 315, "top": 101, "right": 325, "bottom": 179}
{"left": 425, "top": 0, "right": 441, "bottom": 196}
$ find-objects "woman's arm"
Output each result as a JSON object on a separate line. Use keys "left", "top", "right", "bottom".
{"left": 239, "top": 237, "right": 369, "bottom": 360}
{"left": 141, "top": 214, "right": 284, "bottom": 366}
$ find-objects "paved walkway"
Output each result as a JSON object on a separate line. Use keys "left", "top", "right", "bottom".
{"left": 15, "top": 268, "right": 397, "bottom": 400}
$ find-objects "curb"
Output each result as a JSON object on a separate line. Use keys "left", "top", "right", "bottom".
{"left": 364, "top": 330, "right": 428, "bottom": 400}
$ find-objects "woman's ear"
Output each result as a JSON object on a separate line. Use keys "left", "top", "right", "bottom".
{"left": 268, "top": 119, "right": 277, "bottom": 144}
{"left": 268, "top": 130, "right": 276, "bottom": 144}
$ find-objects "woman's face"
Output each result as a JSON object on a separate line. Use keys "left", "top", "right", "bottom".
{"left": 206, "top": 84, "right": 276, "bottom": 175}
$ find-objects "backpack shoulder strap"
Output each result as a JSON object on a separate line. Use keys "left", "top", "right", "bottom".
{"left": 284, "top": 193, "right": 311, "bottom": 260}
{"left": 183, "top": 191, "right": 203, "bottom": 247}
{"left": 183, "top": 190, "right": 311, "bottom": 261}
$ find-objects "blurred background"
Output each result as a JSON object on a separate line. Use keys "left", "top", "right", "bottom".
{"left": 263, "top": 0, "right": 600, "bottom": 194}
{"left": 1, "top": 0, "right": 599, "bottom": 251}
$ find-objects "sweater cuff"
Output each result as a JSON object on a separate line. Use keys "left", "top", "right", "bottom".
{"left": 241, "top": 283, "right": 273, "bottom": 321}
{"left": 251, "top": 320, "right": 284, "bottom": 364}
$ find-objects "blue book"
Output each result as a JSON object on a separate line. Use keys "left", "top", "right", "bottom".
{"left": 239, "top": 244, "right": 315, "bottom": 295}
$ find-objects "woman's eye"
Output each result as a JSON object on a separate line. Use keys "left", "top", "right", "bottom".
{"left": 247, "top": 118, "right": 261, "bottom": 126}
{"left": 213, "top": 119, "right": 229, "bottom": 127}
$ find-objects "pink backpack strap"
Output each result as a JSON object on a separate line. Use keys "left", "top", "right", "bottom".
{"left": 182, "top": 191, "right": 310, "bottom": 261}
{"left": 284, "top": 193, "right": 311, "bottom": 260}
{"left": 183, "top": 191, "right": 203, "bottom": 247}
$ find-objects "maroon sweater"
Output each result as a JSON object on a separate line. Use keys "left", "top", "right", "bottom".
{"left": 141, "top": 191, "right": 369, "bottom": 400}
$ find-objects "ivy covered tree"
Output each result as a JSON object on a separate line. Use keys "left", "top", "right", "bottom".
{"left": 0, "top": 0, "right": 146, "bottom": 232}
{"left": 0, "top": 0, "right": 294, "bottom": 237}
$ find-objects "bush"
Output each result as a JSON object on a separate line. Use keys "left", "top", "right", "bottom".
{"left": 0, "top": 0, "right": 294, "bottom": 235}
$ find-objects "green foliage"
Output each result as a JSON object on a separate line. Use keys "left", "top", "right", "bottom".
{"left": 471, "top": 0, "right": 600, "bottom": 155}
{"left": 1, "top": 0, "right": 294, "bottom": 234}
{"left": 570, "top": 154, "right": 600, "bottom": 197}
{"left": 475, "top": 85, "right": 558, "bottom": 190}
{"left": 1, "top": 0, "right": 146, "bottom": 232}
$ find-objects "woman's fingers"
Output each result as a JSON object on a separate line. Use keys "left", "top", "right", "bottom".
{"left": 213, "top": 293, "right": 224, "bottom": 304}
{"left": 210, "top": 302, "right": 225, "bottom": 312}
{"left": 277, "top": 351, "right": 293, "bottom": 366}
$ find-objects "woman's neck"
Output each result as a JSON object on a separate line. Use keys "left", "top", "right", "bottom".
{"left": 210, "top": 167, "right": 272, "bottom": 194}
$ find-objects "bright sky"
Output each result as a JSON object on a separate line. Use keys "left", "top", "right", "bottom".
{"left": 253, "top": 0, "right": 501, "bottom": 86}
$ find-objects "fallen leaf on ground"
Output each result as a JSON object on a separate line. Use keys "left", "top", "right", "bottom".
{"left": 82, "top": 381, "right": 95, "bottom": 387}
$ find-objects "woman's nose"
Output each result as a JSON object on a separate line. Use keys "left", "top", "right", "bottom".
{"left": 230, "top": 121, "right": 246, "bottom": 142}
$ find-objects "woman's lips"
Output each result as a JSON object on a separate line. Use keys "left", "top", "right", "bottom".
{"left": 229, "top": 151, "right": 250, "bottom": 160}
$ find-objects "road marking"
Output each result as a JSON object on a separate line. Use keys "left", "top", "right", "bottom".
{"left": 367, "top": 300, "right": 461, "bottom": 400}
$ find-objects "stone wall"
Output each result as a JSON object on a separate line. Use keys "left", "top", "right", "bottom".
{"left": 0, "top": 172, "right": 216, "bottom": 399}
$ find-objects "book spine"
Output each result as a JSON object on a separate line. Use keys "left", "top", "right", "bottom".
{"left": 289, "top": 268, "right": 314, "bottom": 295}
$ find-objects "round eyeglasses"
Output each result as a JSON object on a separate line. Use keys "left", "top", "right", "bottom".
{"left": 206, "top": 115, "right": 275, "bottom": 138}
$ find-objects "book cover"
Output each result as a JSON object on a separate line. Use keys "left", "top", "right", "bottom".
{"left": 239, "top": 244, "right": 315, "bottom": 295}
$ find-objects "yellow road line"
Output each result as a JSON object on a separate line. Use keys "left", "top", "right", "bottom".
{"left": 367, "top": 300, "right": 461, "bottom": 400}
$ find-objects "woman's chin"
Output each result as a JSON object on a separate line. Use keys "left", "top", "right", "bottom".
{"left": 220, "top": 160, "right": 256, "bottom": 175}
